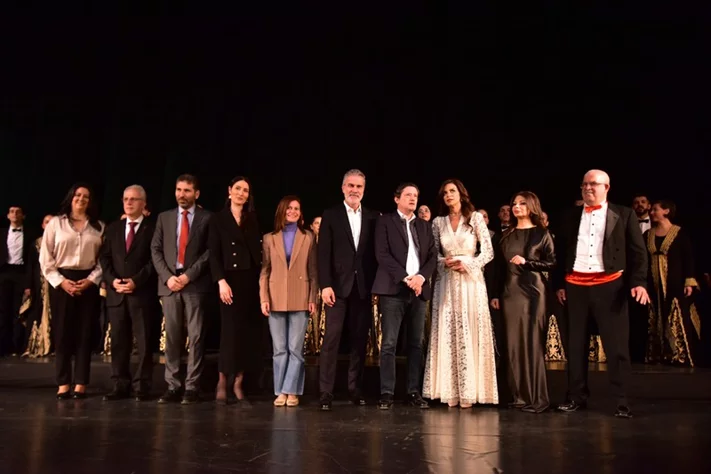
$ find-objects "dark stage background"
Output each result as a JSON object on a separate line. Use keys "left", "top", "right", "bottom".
{"left": 0, "top": 8, "right": 708, "bottom": 264}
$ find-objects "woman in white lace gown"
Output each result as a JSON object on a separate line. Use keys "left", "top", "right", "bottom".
{"left": 423, "top": 179, "right": 499, "bottom": 407}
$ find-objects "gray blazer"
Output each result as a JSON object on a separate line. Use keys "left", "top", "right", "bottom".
{"left": 151, "top": 207, "right": 212, "bottom": 296}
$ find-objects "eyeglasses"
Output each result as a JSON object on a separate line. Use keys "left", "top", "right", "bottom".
{"left": 123, "top": 197, "right": 145, "bottom": 203}
{"left": 580, "top": 182, "right": 606, "bottom": 189}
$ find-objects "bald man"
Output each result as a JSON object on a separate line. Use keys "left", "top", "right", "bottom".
{"left": 555, "top": 169, "right": 648, "bottom": 418}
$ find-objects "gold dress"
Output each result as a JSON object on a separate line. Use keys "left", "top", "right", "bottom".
{"left": 24, "top": 238, "right": 52, "bottom": 357}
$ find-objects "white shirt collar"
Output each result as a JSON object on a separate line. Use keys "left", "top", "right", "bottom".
{"left": 126, "top": 215, "right": 144, "bottom": 225}
{"left": 397, "top": 209, "right": 416, "bottom": 222}
{"left": 343, "top": 201, "right": 361, "bottom": 214}
{"left": 179, "top": 205, "right": 196, "bottom": 215}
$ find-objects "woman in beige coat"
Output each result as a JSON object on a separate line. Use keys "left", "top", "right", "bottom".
{"left": 260, "top": 195, "right": 318, "bottom": 407}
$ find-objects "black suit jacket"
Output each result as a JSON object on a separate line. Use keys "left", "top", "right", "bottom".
{"left": 0, "top": 227, "right": 34, "bottom": 288}
{"left": 100, "top": 218, "right": 157, "bottom": 307}
{"left": 372, "top": 212, "right": 437, "bottom": 300}
{"left": 554, "top": 203, "right": 647, "bottom": 290}
{"left": 317, "top": 203, "right": 378, "bottom": 299}
{"left": 208, "top": 208, "right": 262, "bottom": 281}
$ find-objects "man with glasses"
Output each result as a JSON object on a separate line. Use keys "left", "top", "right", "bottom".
{"left": 100, "top": 185, "right": 157, "bottom": 401}
{"left": 555, "top": 170, "right": 648, "bottom": 418}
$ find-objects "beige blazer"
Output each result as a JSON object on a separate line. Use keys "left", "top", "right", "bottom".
{"left": 259, "top": 229, "right": 318, "bottom": 311}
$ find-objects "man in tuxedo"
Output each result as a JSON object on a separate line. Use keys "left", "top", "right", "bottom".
{"left": 556, "top": 169, "right": 649, "bottom": 418}
{"left": 0, "top": 206, "right": 33, "bottom": 356}
{"left": 318, "top": 169, "right": 379, "bottom": 410}
{"left": 100, "top": 185, "right": 157, "bottom": 401}
{"left": 151, "top": 174, "right": 212, "bottom": 405}
{"left": 632, "top": 194, "right": 652, "bottom": 234}
{"left": 372, "top": 183, "right": 436, "bottom": 410}
{"left": 497, "top": 204, "right": 511, "bottom": 232}
{"left": 629, "top": 193, "right": 652, "bottom": 362}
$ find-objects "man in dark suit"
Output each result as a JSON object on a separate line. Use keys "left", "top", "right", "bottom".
{"left": 100, "top": 185, "right": 157, "bottom": 401}
{"left": 318, "top": 169, "right": 379, "bottom": 410}
{"left": 555, "top": 169, "right": 649, "bottom": 418}
{"left": 0, "top": 206, "right": 33, "bottom": 356}
{"left": 372, "top": 183, "right": 437, "bottom": 410}
{"left": 151, "top": 174, "right": 212, "bottom": 405}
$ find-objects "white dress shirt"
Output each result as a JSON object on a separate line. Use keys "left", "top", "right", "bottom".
{"left": 7, "top": 226, "right": 23, "bottom": 265}
{"left": 125, "top": 214, "right": 145, "bottom": 238}
{"left": 638, "top": 216, "right": 651, "bottom": 234}
{"left": 397, "top": 210, "right": 421, "bottom": 277}
{"left": 344, "top": 201, "right": 362, "bottom": 250}
{"left": 573, "top": 201, "right": 608, "bottom": 273}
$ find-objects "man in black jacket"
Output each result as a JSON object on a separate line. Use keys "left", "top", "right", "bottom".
{"left": 372, "top": 183, "right": 437, "bottom": 409}
{"left": 317, "top": 169, "right": 379, "bottom": 410}
{"left": 555, "top": 169, "right": 649, "bottom": 418}
{"left": 100, "top": 185, "right": 157, "bottom": 401}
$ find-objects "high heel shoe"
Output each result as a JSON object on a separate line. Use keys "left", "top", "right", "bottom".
{"left": 215, "top": 377, "right": 228, "bottom": 405}
{"left": 274, "top": 394, "right": 287, "bottom": 407}
{"left": 56, "top": 391, "right": 71, "bottom": 401}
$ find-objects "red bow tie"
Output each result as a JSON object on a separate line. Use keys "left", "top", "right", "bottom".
{"left": 584, "top": 205, "right": 602, "bottom": 213}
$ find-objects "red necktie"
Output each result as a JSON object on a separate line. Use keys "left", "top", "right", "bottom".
{"left": 584, "top": 204, "right": 602, "bottom": 213}
{"left": 126, "top": 221, "right": 137, "bottom": 252}
{"left": 178, "top": 210, "right": 190, "bottom": 266}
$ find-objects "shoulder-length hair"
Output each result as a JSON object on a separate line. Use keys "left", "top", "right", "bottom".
{"left": 273, "top": 195, "right": 306, "bottom": 233}
{"left": 225, "top": 176, "right": 256, "bottom": 216}
{"left": 437, "top": 178, "right": 476, "bottom": 231}
{"left": 511, "top": 191, "right": 546, "bottom": 228}
{"left": 653, "top": 199, "right": 676, "bottom": 221}
{"left": 58, "top": 182, "right": 102, "bottom": 231}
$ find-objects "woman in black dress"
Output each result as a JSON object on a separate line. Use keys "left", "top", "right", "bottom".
{"left": 208, "top": 176, "right": 262, "bottom": 403}
{"left": 490, "top": 191, "right": 555, "bottom": 413}
{"left": 645, "top": 200, "right": 700, "bottom": 366}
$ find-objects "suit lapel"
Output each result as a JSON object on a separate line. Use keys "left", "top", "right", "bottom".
{"left": 605, "top": 204, "right": 619, "bottom": 242}
{"left": 289, "top": 231, "right": 306, "bottom": 270}
{"left": 188, "top": 208, "right": 203, "bottom": 242}
{"left": 392, "top": 213, "right": 407, "bottom": 247}
{"left": 126, "top": 220, "right": 148, "bottom": 256}
{"left": 339, "top": 206, "right": 357, "bottom": 252}
{"left": 167, "top": 210, "right": 178, "bottom": 260}
{"left": 273, "top": 231, "right": 287, "bottom": 266}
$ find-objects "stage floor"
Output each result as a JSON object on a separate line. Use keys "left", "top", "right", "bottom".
{"left": 2, "top": 357, "right": 711, "bottom": 473}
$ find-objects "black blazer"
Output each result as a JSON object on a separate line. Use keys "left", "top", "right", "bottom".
{"left": 554, "top": 203, "right": 648, "bottom": 290}
{"left": 0, "top": 227, "right": 34, "bottom": 288}
{"left": 317, "top": 203, "right": 378, "bottom": 299}
{"left": 372, "top": 212, "right": 437, "bottom": 300}
{"left": 100, "top": 218, "right": 157, "bottom": 307}
{"left": 208, "top": 207, "right": 262, "bottom": 282}
{"left": 492, "top": 226, "right": 556, "bottom": 297}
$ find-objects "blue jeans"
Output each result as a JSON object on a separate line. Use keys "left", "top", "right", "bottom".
{"left": 269, "top": 311, "right": 309, "bottom": 395}
{"left": 379, "top": 288, "right": 427, "bottom": 395}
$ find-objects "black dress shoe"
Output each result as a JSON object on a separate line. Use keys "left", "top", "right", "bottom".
{"left": 181, "top": 390, "right": 199, "bottom": 405}
{"left": 56, "top": 391, "right": 72, "bottom": 401}
{"left": 103, "top": 389, "right": 130, "bottom": 401}
{"left": 614, "top": 405, "right": 633, "bottom": 418}
{"left": 134, "top": 391, "right": 150, "bottom": 402}
{"left": 378, "top": 394, "right": 394, "bottom": 410}
{"left": 72, "top": 392, "right": 87, "bottom": 400}
{"left": 158, "top": 389, "right": 182, "bottom": 404}
{"left": 557, "top": 400, "right": 587, "bottom": 412}
{"left": 350, "top": 391, "right": 366, "bottom": 406}
{"left": 521, "top": 405, "right": 548, "bottom": 414}
{"left": 319, "top": 392, "right": 333, "bottom": 411}
{"left": 407, "top": 392, "right": 429, "bottom": 409}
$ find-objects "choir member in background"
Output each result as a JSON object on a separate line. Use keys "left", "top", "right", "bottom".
{"left": 498, "top": 204, "right": 511, "bottom": 232}
{"left": 209, "top": 176, "right": 262, "bottom": 404}
{"left": 372, "top": 183, "right": 436, "bottom": 410}
{"left": 310, "top": 216, "right": 321, "bottom": 242}
{"left": 317, "top": 169, "right": 378, "bottom": 411}
{"left": 423, "top": 179, "right": 498, "bottom": 408}
{"left": 632, "top": 194, "right": 652, "bottom": 234}
{"left": 100, "top": 185, "right": 157, "bottom": 401}
{"left": 556, "top": 170, "right": 648, "bottom": 418}
{"left": 629, "top": 193, "right": 652, "bottom": 363}
{"left": 260, "top": 195, "right": 318, "bottom": 407}
{"left": 25, "top": 214, "right": 54, "bottom": 357}
{"left": 305, "top": 214, "right": 324, "bottom": 355}
{"left": 40, "top": 184, "right": 105, "bottom": 399}
{"left": 0, "top": 205, "right": 33, "bottom": 356}
{"left": 477, "top": 209, "right": 496, "bottom": 239}
{"left": 645, "top": 200, "right": 701, "bottom": 366}
{"left": 417, "top": 205, "right": 431, "bottom": 222}
{"left": 490, "top": 191, "right": 555, "bottom": 413}
{"left": 151, "top": 174, "right": 212, "bottom": 405}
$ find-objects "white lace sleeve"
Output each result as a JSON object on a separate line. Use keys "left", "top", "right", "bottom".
{"left": 459, "top": 212, "right": 493, "bottom": 275}
{"left": 432, "top": 217, "right": 446, "bottom": 274}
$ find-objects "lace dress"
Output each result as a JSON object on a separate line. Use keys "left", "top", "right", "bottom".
{"left": 423, "top": 212, "right": 499, "bottom": 405}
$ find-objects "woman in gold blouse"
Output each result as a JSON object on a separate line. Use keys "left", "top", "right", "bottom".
{"left": 39, "top": 184, "right": 104, "bottom": 399}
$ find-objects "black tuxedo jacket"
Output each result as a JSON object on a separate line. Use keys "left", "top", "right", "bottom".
{"left": 372, "top": 212, "right": 437, "bottom": 300}
{"left": 100, "top": 218, "right": 157, "bottom": 307}
{"left": 0, "top": 227, "right": 34, "bottom": 287}
{"left": 554, "top": 203, "right": 647, "bottom": 290}
{"left": 317, "top": 203, "right": 378, "bottom": 299}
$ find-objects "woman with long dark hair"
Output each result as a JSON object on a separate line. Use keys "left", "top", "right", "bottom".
{"left": 259, "top": 196, "right": 318, "bottom": 406}
{"left": 423, "top": 179, "right": 498, "bottom": 408}
{"left": 490, "top": 191, "right": 555, "bottom": 413}
{"left": 208, "top": 176, "right": 262, "bottom": 404}
{"left": 39, "top": 183, "right": 104, "bottom": 399}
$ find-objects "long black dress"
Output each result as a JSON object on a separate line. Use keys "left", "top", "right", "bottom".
{"left": 208, "top": 208, "right": 262, "bottom": 376}
{"left": 494, "top": 226, "right": 555, "bottom": 412}
{"left": 645, "top": 226, "right": 701, "bottom": 366}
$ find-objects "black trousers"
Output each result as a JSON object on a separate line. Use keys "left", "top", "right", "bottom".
{"left": 319, "top": 285, "right": 371, "bottom": 394}
{"left": 0, "top": 265, "right": 26, "bottom": 356}
{"left": 566, "top": 277, "right": 631, "bottom": 405}
{"left": 50, "top": 269, "right": 100, "bottom": 386}
{"left": 108, "top": 295, "right": 154, "bottom": 392}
